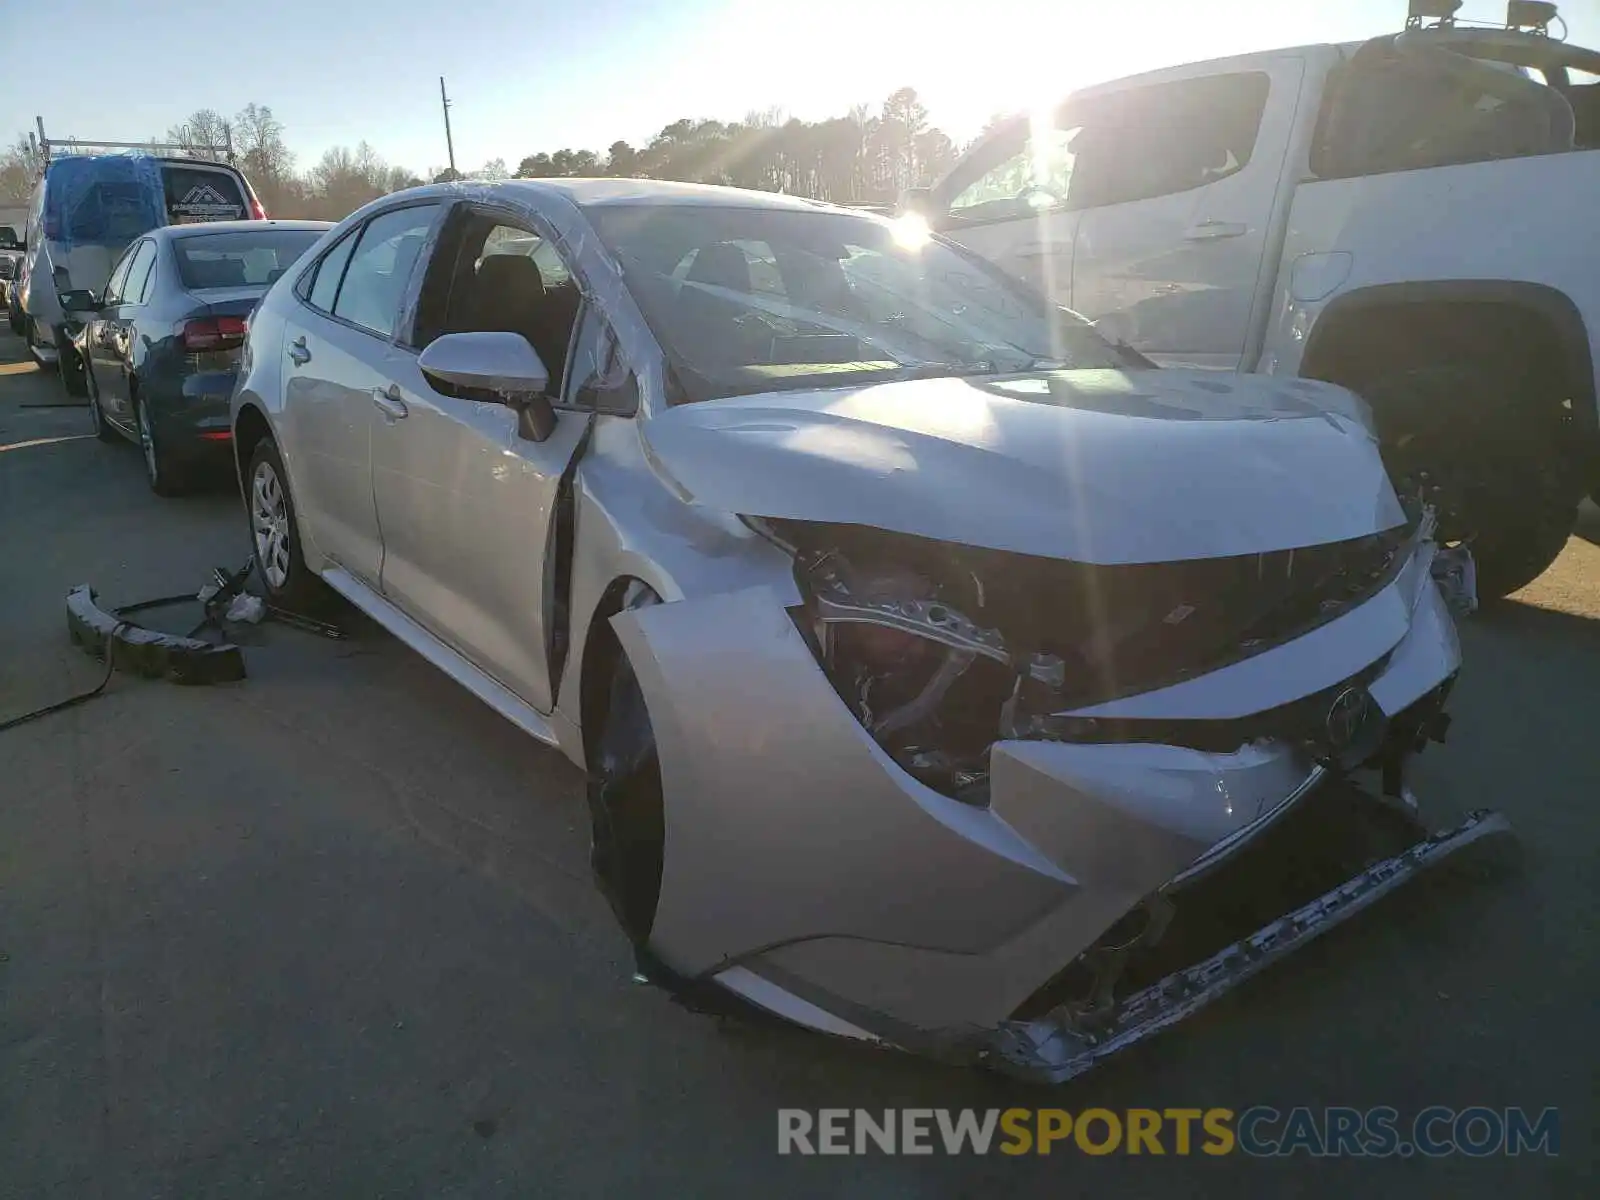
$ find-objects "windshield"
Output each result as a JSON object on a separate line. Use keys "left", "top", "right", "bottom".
{"left": 586, "top": 203, "right": 1124, "bottom": 403}
{"left": 174, "top": 229, "right": 325, "bottom": 289}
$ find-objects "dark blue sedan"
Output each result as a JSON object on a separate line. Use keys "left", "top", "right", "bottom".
{"left": 68, "top": 219, "right": 332, "bottom": 495}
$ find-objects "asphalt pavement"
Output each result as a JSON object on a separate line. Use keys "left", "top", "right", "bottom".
{"left": 0, "top": 331, "right": 1593, "bottom": 1197}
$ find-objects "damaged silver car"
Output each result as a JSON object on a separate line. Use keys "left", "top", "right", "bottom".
{"left": 230, "top": 179, "right": 1509, "bottom": 1082}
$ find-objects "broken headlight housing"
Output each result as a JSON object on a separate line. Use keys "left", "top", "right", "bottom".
{"left": 785, "top": 545, "right": 1019, "bottom": 806}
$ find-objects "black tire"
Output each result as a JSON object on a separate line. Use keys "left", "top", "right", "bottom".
{"left": 1359, "top": 364, "right": 1580, "bottom": 600}
{"left": 84, "top": 363, "right": 116, "bottom": 443}
{"left": 133, "top": 391, "right": 191, "bottom": 497}
{"left": 55, "top": 326, "right": 88, "bottom": 398}
{"left": 586, "top": 630, "right": 665, "bottom": 947}
{"left": 245, "top": 435, "right": 323, "bottom": 611}
{"left": 6, "top": 300, "right": 21, "bottom": 336}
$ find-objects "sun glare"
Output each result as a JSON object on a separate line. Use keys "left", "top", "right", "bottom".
{"left": 890, "top": 213, "right": 931, "bottom": 250}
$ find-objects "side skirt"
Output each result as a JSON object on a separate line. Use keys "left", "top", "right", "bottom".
{"left": 320, "top": 566, "right": 559, "bottom": 747}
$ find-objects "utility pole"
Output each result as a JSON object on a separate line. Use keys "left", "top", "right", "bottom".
{"left": 439, "top": 77, "right": 457, "bottom": 174}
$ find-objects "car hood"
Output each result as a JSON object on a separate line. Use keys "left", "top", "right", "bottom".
{"left": 638, "top": 368, "right": 1406, "bottom": 565}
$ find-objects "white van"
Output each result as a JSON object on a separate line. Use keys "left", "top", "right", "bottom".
{"left": 20, "top": 154, "right": 264, "bottom": 394}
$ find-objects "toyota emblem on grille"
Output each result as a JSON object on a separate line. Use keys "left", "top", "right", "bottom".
{"left": 1325, "top": 686, "right": 1372, "bottom": 752}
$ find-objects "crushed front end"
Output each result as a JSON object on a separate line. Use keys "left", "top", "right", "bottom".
{"left": 611, "top": 507, "right": 1511, "bottom": 1081}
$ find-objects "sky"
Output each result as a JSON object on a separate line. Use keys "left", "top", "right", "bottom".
{"left": 4, "top": 0, "right": 1596, "bottom": 176}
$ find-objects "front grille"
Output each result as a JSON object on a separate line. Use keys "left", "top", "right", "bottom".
{"left": 1041, "top": 656, "right": 1393, "bottom": 755}
{"left": 1031, "top": 523, "right": 1415, "bottom": 709}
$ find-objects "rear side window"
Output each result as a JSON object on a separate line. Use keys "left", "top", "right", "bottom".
{"left": 1314, "top": 47, "right": 1576, "bottom": 178}
{"left": 306, "top": 230, "right": 358, "bottom": 312}
{"left": 331, "top": 204, "right": 438, "bottom": 338}
{"left": 162, "top": 166, "right": 247, "bottom": 225}
{"left": 175, "top": 229, "right": 325, "bottom": 289}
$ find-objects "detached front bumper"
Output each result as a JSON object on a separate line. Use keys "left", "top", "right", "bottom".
{"left": 613, "top": 538, "right": 1503, "bottom": 1071}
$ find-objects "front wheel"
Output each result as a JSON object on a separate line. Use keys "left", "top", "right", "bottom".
{"left": 586, "top": 616, "right": 665, "bottom": 947}
{"left": 246, "top": 436, "right": 323, "bottom": 611}
{"left": 1360, "top": 365, "right": 1581, "bottom": 600}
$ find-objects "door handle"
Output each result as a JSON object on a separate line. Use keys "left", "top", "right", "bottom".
{"left": 288, "top": 336, "right": 311, "bottom": 366}
{"left": 372, "top": 385, "right": 408, "bottom": 420}
{"left": 1183, "top": 220, "right": 1247, "bottom": 241}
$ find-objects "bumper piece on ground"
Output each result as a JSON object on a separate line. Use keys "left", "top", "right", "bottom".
{"left": 66, "top": 583, "right": 246, "bottom": 685}
{"left": 985, "top": 807, "right": 1513, "bottom": 1084}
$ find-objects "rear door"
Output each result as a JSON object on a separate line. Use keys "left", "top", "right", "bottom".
{"left": 1068, "top": 61, "right": 1303, "bottom": 370}
{"left": 371, "top": 206, "right": 602, "bottom": 712}
{"left": 279, "top": 203, "right": 440, "bottom": 588}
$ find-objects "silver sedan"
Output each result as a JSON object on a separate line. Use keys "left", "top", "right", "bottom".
{"left": 230, "top": 179, "right": 1507, "bottom": 1082}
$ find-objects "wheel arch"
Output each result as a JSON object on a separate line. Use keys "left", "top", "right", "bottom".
{"left": 1300, "top": 280, "right": 1599, "bottom": 440}
{"left": 232, "top": 401, "right": 273, "bottom": 491}
{"left": 576, "top": 574, "right": 663, "bottom": 772}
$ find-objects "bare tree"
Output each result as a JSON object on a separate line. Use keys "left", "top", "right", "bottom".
{"left": 233, "top": 103, "right": 295, "bottom": 213}
{"left": 1, "top": 135, "right": 35, "bottom": 205}
{"left": 165, "top": 109, "right": 232, "bottom": 161}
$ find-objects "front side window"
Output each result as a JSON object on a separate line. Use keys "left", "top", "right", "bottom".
{"left": 331, "top": 204, "right": 438, "bottom": 337}
{"left": 101, "top": 243, "right": 138, "bottom": 305}
{"left": 121, "top": 241, "right": 157, "bottom": 306}
{"left": 589, "top": 203, "right": 1124, "bottom": 403}
{"left": 1068, "top": 72, "right": 1271, "bottom": 209}
{"left": 947, "top": 125, "right": 1080, "bottom": 223}
{"left": 415, "top": 211, "right": 582, "bottom": 382}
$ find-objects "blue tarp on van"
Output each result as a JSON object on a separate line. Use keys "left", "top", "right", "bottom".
{"left": 44, "top": 154, "right": 165, "bottom": 249}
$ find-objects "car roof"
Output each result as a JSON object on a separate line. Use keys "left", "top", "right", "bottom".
{"left": 157, "top": 219, "right": 334, "bottom": 240}
{"left": 400, "top": 176, "right": 850, "bottom": 214}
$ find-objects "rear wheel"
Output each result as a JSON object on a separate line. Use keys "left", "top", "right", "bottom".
{"left": 135, "top": 391, "right": 191, "bottom": 497}
{"left": 247, "top": 436, "right": 322, "bottom": 611}
{"left": 1360, "top": 364, "right": 1580, "bottom": 600}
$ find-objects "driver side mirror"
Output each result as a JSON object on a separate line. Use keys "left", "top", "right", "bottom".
{"left": 418, "top": 330, "right": 557, "bottom": 442}
{"left": 60, "top": 288, "right": 99, "bottom": 314}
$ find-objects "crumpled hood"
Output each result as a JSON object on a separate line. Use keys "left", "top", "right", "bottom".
{"left": 639, "top": 368, "right": 1405, "bottom": 565}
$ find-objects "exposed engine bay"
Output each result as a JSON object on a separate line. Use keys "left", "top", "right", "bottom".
{"left": 776, "top": 515, "right": 1420, "bottom": 805}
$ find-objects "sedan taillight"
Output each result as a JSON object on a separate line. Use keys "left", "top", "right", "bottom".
{"left": 183, "top": 316, "right": 248, "bottom": 351}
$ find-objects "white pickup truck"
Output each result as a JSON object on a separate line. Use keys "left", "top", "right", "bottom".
{"left": 910, "top": 8, "right": 1600, "bottom": 598}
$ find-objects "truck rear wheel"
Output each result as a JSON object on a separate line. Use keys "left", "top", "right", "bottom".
{"left": 56, "top": 326, "right": 87, "bottom": 398}
{"left": 1361, "top": 365, "right": 1579, "bottom": 600}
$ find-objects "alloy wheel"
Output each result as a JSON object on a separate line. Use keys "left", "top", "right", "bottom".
{"left": 251, "top": 460, "right": 291, "bottom": 588}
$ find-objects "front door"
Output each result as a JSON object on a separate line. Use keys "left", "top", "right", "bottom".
{"left": 84, "top": 241, "right": 140, "bottom": 429}
{"left": 1067, "top": 60, "right": 1305, "bottom": 370}
{"left": 372, "top": 208, "right": 600, "bottom": 712}
{"left": 930, "top": 117, "right": 1082, "bottom": 307}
